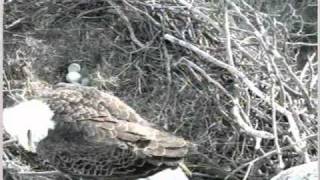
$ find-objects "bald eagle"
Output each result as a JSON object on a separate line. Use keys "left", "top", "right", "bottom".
{"left": 4, "top": 83, "right": 190, "bottom": 180}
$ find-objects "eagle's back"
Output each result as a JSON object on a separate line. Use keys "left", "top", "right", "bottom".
{"left": 41, "top": 83, "right": 150, "bottom": 125}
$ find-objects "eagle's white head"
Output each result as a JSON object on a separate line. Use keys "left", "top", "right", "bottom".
{"left": 3, "top": 100, "right": 55, "bottom": 152}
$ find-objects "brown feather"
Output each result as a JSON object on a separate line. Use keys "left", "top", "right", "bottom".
{"left": 37, "top": 83, "right": 190, "bottom": 179}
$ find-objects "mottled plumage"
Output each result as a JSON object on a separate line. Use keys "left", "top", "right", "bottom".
{"left": 36, "top": 83, "right": 189, "bottom": 180}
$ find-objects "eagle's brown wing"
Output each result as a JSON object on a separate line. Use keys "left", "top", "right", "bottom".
{"left": 37, "top": 83, "right": 189, "bottom": 179}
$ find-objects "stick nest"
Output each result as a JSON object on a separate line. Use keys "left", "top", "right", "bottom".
{"left": 4, "top": 0, "right": 317, "bottom": 179}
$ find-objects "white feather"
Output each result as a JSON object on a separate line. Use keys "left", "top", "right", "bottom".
{"left": 3, "top": 100, "right": 55, "bottom": 152}
{"left": 139, "top": 168, "right": 189, "bottom": 180}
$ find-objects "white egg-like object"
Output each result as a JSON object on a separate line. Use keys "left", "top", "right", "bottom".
{"left": 68, "top": 63, "right": 81, "bottom": 73}
{"left": 81, "top": 77, "right": 90, "bottom": 86}
{"left": 66, "top": 71, "right": 82, "bottom": 83}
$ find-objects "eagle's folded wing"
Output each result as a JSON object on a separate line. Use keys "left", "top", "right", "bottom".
{"left": 37, "top": 83, "right": 190, "bottom": 179}
{"left": 80, "top": 117, "right": 189, "bottom": 164}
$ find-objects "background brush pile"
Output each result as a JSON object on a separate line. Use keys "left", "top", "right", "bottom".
{"left": 3, "top": 0, "right": 317, "bottom": 179}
